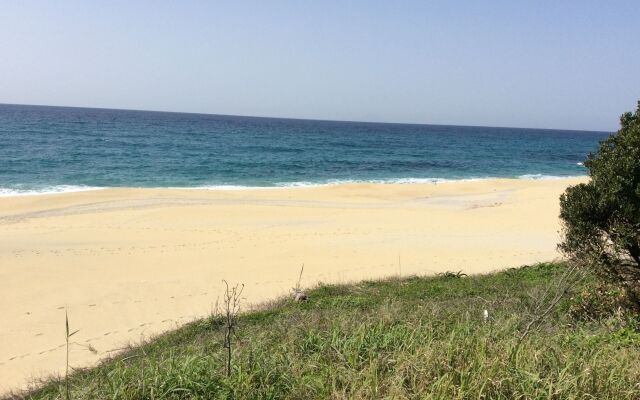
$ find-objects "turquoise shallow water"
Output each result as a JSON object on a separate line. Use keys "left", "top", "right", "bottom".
{"left": 0, "top": 104, "right": 609, "bottom": 195}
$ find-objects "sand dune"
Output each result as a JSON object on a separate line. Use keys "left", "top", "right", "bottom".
{"left": 0, "top": 178, "right": 585, "bottom": 393}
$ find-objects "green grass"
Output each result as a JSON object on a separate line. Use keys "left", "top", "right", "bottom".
{"left": 13, "top": 263, "right": 640, "bottom": 399}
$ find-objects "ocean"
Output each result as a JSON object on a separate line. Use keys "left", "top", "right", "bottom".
{"left": 0, "top": 103, "right": 610, "bottom": 196}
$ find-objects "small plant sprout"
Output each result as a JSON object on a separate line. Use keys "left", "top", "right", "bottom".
{"left": 65, "top": 309, "right": 78, "bottom": 400}
{"left": 222, "top": 280, "right": 244, "bottom": 377}
{"left": 64, "top": 309, "right": 98, "bottom": 400}
{"left": 210, "top": 296, "right": 221, "bottom": 325}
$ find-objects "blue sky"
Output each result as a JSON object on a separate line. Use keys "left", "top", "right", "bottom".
{"left": 0, "top": 1, "right": 638, "bottom": 131}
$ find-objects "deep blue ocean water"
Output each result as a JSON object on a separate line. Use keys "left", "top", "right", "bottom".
{"left": 0, "top": 104, "right": 610, "bottom": 196}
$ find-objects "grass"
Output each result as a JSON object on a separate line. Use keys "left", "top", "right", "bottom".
{"left": 12, "top": 263, "right": 640, "bottom": 399}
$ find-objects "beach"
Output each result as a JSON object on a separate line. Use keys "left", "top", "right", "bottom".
{"left": 0, "top": 177, "right": 584, "bottom": 392}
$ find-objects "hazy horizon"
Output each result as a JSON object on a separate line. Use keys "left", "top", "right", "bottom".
{"left": 0, "top": 101, "right": 613, "bottom": 133}
{"left": 1, "top": 1, "right": 639, "bottom": 131}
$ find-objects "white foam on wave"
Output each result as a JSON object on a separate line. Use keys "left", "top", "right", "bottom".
{"left": 275, "top": 176, "right": 561, "bottom": 187}
{"left": 0, "top": 174, "right": 588, "bottom": 196}
{"left": 516, "top": 174, "right": 584, "bottom": 180}
{"left": 0, "top": 185, "right": 104, "bottom": 197}
{"left": 269, "top": 177, "right": 507, "bottom": 188}
{"left": 187, "top": 175, "right": 587, "bottom": 191}
{"left": 281, "top": 175, "right": 587, "bottom": 186}
{"left": 187, "top": 179, "right": 457, "bottom": 191}
{"left": 185, "top": 185, "right": 274, "bottom": 191}
{"left": 374, "top": 177, "right": 490, "bottom": 184}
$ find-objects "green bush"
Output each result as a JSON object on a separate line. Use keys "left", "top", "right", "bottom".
{"left": 559, "top": 101, "right": 640, "bottom": 312}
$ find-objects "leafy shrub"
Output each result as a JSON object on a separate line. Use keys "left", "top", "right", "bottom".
{"left": 560, "top": 101, "right": 640, "bottom": 312}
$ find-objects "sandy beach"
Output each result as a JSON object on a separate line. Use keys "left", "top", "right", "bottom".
{"left": 0, "top": 177, "right": 584, "bottom": 392}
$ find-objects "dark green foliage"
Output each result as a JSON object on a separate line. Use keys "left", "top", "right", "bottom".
{"left": 13, "top": 263, "right": 640, "bottom": 400}
{"left": 560, "top": 101, "right": 640, "bottom": 311}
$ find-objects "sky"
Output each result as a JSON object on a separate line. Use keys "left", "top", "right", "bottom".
{"left": 0, "top": 1, "right": 638, "bottom": 131}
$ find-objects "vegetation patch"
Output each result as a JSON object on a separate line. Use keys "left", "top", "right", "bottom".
{"left": 12, "top": 263, "right": 640, "bottom": 399}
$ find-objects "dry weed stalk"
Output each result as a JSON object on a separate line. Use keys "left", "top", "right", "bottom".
{"left": 63, "top": 309, "right": 97, "bottom": 400}
{"left": 510, "top": 263, "right": 584, "bottom": 362}
{"left": 292, "top": 264, "right": 307, "bottom": 301}
{"left": 65, "top": 310, "right": 77, "bottom": 400}
{"left": 222, "top": 280, "right": 244, "bottom": 377}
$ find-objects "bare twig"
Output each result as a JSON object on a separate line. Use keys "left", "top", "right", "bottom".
{"left": 510, "top": 263, "right": 584, "bottom": 362}
{"left": 222, "top": 280, "right": 244, "bottom": 377}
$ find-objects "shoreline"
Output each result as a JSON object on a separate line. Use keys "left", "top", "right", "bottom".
{"left": 0, "top": 175, "right": 588, "bottom": 197}
{"left": 0, "top": 177, "right": 586, "bottom": 392}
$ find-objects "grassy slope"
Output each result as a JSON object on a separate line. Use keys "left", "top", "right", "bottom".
{"left": 15, "top": 263, "right": 640, "bottom": 399}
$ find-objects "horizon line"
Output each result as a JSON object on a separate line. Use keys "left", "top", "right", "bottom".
{"left": 0, "top": 101, "right": 612, "bottom": 134}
